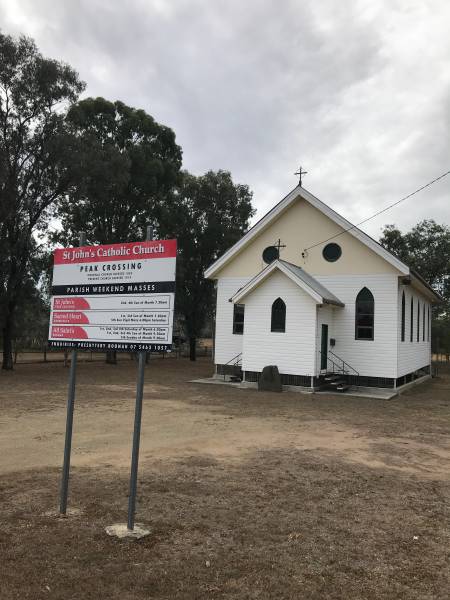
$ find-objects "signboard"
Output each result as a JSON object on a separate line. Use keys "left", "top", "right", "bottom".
{"left": 48, "top": 239, "right": 176, "bottom": 351}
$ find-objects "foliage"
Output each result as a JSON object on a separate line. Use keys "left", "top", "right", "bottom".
{"left": 52, "top": 97, "right": 182, "bottom": 363}
{"left": 432, "top": 315, "right": 450, "bottom": 356}
{"left": 380, "top": 220, "right": 450, "bottom": 352}
{"left": 13, "top": 257, "right": 50, "bottom": 352}
{"left": 158, "top": 170, "right": 255, "bottom": 360}
{"left": 380, "top": 220, "right": 450, "bottom": 302}
{"left": 54, "top": 97, "right": 182, "bottom": 246}
{"left": 0, "top": 32, "right": 84, "bottom": 369}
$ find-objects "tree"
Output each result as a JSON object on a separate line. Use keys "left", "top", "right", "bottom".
{"left": 380, "top": 220, "right": 450, "bottom": 311}
{"left": 159, "top": 170, "right": 255, "bottom": 360}
{"left": 11, "top": 256, "right": 50, "bottom": 358}
{"left": 380, "top": 220, "right": 450, "bottom": 355}
{"left": 0, "top": 33, "right": 84, "bottom": 370}
{"left": 55, "top": 97, "right": 182, "bottom": 246}
{"left": 53, "top": 97, "right": 183, "bottom": 363}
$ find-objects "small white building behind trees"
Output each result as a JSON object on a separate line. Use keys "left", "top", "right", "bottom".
{"left": 205, "top": 185, "right": 440, "bottom": 392}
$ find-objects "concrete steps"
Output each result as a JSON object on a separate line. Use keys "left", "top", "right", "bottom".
{"left": 321, "top": 373, "right": 351, "bottom": 393}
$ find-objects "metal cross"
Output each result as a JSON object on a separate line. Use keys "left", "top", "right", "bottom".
{"left": 275, "top": 238, "right": 286, "bottom": 254}
{"left": 294, "top": 166, "right": 308, "bottom": 186}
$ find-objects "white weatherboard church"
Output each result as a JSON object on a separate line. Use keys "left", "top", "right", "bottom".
{"left": 205, "top": 185, "right": 440, "bottom": 392}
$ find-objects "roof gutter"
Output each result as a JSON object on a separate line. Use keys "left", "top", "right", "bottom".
{"left": 409, "top": 269, "right": 443, "bottom": 302}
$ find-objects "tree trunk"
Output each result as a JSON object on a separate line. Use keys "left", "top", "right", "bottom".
{"left": 106, "top": 350, "right": 117, "bottom": 364}
{"left": 2, "top": 320, "right": 14, "bottom": 370}
{"left": 189, "top": 336, "right": 197, "bottom": 361}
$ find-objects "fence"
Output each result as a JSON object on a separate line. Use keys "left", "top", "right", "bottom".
{"left": 0, "top": 339, "right": 213, "bottom": 365}
{"left": 432, "top": 353, "right": 450, "bottom": 363}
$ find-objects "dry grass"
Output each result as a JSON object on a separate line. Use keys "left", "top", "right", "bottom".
{"left": 1, "top": 358, "right": 450, "bottom": 599}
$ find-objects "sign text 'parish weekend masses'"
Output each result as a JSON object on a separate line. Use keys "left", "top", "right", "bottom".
{"left": 48, "top": 239, "right": 176, "bottom": 351}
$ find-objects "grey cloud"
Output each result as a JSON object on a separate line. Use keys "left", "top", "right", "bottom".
{"left": 1, "top": 0, "right": 449, "bottom": 238}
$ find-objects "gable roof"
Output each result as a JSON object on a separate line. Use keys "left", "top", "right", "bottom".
{"left": 205, "top": 185, "right": 410, "bottom": 278}
{"left": 230, "top": 259, "right": 345, "bottom": 307}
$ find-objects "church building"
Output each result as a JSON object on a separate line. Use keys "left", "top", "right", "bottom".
{"left": 205, "top": 185, "right": 440, "bottom": 392}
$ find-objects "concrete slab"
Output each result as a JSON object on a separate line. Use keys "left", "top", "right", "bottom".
{"left": 190, "top": 377, "right": 244, "bottom": 387}
{"left": 314, "top": 387, "right": 397, "bottom": 400}
{"left": 191, "top": 377, "right": 398, "bottom": 399}
{"left": 105, "top": 523, "right": 151, "bottom": 540}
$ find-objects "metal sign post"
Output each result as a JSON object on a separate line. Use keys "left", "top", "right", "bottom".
{"left": 59, "top": 231, "right": 86, "bottom": 515}
{"left": 127, "top": 225, "right": 153, "bottom": 531}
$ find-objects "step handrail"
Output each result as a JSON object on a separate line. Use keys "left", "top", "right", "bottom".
{"left": 328, "top": 350, "right": 359, "bottom": 375}
{"left": 222, "top": 352, "right": 242, "bottom": 381}
{"left": 225, "top": 352, "right": 242, "bottom": 366}
{"left": 318, "top": 350, "right": 346, "bottom": 374}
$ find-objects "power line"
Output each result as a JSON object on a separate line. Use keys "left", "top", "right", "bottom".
{"left": 304, "top": 169, "right": 450, "bottom": 251}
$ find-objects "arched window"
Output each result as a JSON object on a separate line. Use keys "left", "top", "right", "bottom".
{"left": 401, "top": 291, "right": 405, "bottom": 342}
{"left": 417, "top": 299, "right": 420, "bottom": 342}
{"left": 355, "top": 287, "right": 374, "bottom": 340}
{"left": 271, "top": 298, "right": 286, "bottom": 332}
{"left": 410, "top": 297, "right": 414, "bottom": 342}
{"left": 428, "top": 305, "right": 430, "bottom": 341}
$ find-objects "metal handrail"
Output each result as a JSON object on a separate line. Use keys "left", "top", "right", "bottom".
{"left": 225, "top": 352, "right": 242, "bottom": 366}
{"left": 329, "top": 350, "right": 359, "bottom": 375}
{"left": 318, "top": 351, "right": 347, "bottom": 374}
{"left": 222, "top": 352, "right": 243, "bottom": 381}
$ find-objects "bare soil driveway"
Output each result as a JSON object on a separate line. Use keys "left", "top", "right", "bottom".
{"left": 1, "top": 357, "right": 449, "bottom": 599}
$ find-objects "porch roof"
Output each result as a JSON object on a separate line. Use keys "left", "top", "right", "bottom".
{"left": 230, "top": 259, "right": 345, "bottom": 307}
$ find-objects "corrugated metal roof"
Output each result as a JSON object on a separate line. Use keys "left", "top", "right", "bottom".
{"left": 230, "top": 259, "right": 345, "bottom": 306}
{"left": 278, "top": 260, "right": 344, "bottom": 306}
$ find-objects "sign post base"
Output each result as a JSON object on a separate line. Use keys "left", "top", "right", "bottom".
{"left": 105, "top": 523, "right": 151, "bottom": 540}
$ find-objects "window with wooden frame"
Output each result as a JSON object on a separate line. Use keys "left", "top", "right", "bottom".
{"left": 232, "top": 304, "right": 245, "bottom": 335}
{"left": 355, "top": 287, "right": 374, "bottom": 340}
{"left": 410, "top": 297, "right": 414, "bottom": 342}
{"left": 271, "top": 298, "right": 286, "bottom": 332}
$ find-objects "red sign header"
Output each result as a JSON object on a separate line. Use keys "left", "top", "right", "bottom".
{"left": 54, "top": 239, "right": 177, "bottom": 265}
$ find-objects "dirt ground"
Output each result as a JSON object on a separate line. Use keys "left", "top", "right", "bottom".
{"left": 0, "top": 357, "right": 449, "bottom": 599}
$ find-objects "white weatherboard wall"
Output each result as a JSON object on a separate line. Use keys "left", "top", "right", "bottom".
{"left": 241, "top": 270, "right": 317, "bottom": 375}
{"left": 315, "top": 274, "right": 398, "bottom": 378}
{"left": 214, "top": 277, "right": 250, "bottom": 365}
{"left": 397, "top": 285, "right": 431, "bottom": 377}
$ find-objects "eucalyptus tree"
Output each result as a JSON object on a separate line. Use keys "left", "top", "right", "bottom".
{"left": 380, "top": 220, "right": 450, "bottom": 311}
{"left": 0, "top": 33, "right": 84, "bottom": 369}
{"left": 54, "top": 97, "right": 183, "bottom": 363}
{"left": 380, "top": 220, "right": 450, "bottom": 355}
{"left": 159, "top": 170, "right": 255, "bottom": 360}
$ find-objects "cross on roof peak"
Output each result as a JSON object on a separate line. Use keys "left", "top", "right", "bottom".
{"left": 294, "top": 166, "right": 308, "bottom": 186}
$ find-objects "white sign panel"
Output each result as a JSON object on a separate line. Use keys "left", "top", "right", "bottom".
{"left": 48, "top": 240, "right": 176, "bottom": 351}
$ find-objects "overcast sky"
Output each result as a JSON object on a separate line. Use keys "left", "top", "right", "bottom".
{"left": 1, "top": 0, "right": 449, "bottom": 238}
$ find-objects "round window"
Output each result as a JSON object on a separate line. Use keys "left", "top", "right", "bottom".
{"left": 262, "top": 246, "right": 279, "bottom": 264}
{"left": 322, "top": 243, "right": 342, "bottom": 262}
